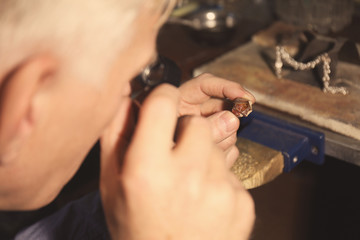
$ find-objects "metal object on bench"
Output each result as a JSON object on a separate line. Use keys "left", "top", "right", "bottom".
{"left": 168, "top": 7, "right": 236, "bottom": 31}
{"left": 168, "top": 6, "right": 238, "bottom": 44}
{"left": 275, "top": 45, "right": 348, "bottom": 95}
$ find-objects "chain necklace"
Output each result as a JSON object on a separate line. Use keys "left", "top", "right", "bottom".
{"left": 275, "top": 46, "right": 348, "bottom": 95}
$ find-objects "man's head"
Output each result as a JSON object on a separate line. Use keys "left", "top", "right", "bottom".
{"left": 0, "top": 0, "right": 175, "bottom": 210}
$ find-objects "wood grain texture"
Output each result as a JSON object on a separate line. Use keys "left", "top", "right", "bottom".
{"left": 231, "top": 137, "right": 284, "bottom": 189}
{"left": 195, "top": 42, "right": 360, "bottom": 141}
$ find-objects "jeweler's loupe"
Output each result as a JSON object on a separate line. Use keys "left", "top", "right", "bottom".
{"left": 131, "top": 55, "right": 181, "bottom": 100}
{"left": 138, "top": 55, "right": 181, "bottom": 87}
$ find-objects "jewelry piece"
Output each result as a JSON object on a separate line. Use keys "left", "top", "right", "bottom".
{"left": 232, "top": 98, "right": 253, "bottom": 118}
{"left": 275, "top": 46, "right": 348, "bottom": 95}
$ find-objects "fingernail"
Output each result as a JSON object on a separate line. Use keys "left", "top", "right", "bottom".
{"left": 243, "top": 92, "right": 255, "bottom": 104}
{"left": 221, "top": 111, "right": 239, "bottom": 133}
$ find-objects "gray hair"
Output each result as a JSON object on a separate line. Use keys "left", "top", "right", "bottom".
{"left": 0, "top": 0, "right": 172, "bottom": 84}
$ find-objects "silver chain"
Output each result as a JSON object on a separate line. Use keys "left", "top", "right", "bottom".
{"left": 275, "top": 46, "right": 348, "bottom": 95}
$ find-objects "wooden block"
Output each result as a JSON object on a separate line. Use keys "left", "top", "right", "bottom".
{"left": 195, "top": 42, "right": 360, "bottom": 141}
{"left": 231, "top": 137, "right": 284, "bottom": 189}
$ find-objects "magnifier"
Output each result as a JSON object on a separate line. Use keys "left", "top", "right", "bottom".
{"left": 131, "top": 55, "right": 181, "bottom": 101}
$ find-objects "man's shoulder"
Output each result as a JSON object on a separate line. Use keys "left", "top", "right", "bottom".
{"left": 14, "top": 191, "right": 110, "bottom": 240}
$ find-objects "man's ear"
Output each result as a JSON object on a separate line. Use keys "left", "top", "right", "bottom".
{"left": 0, "top": 56, "right": 57, "bottom": 165}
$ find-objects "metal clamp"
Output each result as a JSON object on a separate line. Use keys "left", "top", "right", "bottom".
{"left": 238, "top": 111, "right": 325, "bottom": 172}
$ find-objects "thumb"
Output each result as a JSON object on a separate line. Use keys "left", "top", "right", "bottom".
{"left": 207, "top": 111, "right": 239, "bottom": 143}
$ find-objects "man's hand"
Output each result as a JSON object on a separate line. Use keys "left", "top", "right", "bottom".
{"left": 178, "top": 73, "right": 256, "bottom": 167}
{"left": 100, "top": 84, "right": 255, "bottom": 240}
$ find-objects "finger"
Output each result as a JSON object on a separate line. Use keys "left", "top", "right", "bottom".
{"left": 180, "top": 73, "right": 256, "bottom": 104}
{"left": 101, "top": 98, "right": 136, "bottom": 153}
{"left": 233, "top": 189, "right": 256, "bottom": 239}
{"left": 175, "top": 115, "right": 226, "bottom": 181}
{"left": 174, "top": 116, "right": 213, "bottom": 163}
{"left": 207, "top": 111, "right": 239, "bottom": 144}
{"left": 197, "top": 98, "right": 232, "bottom": 117}
{"left": 128, "top": 84, "right": 180, "bottom": 163}
{"left": 206, "top": 145, "right": 229, "bottom": 180}
{"left": 100, "top": 97, "right": 134, "bottom": 187}
{"left": 196, "top": 73, "right": 256, "bottom": 103}
{"left": 217, "top": 133, "right": 237, "bottom": 151}
{"left": 175, "top": 116, "right": 220, "bottom": 178}
{"left": 224, "top": 145, "right": 239, "bottom": 168}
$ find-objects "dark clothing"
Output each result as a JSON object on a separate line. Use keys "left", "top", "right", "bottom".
{"left": 0, "top": 201, "right": 58, "bottom": 240}
{"left": 4, "top": 191, "right": 110, "bottom": 240}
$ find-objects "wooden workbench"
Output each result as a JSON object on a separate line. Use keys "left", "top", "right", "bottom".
{"left": 158, "top": 18, "right": 360, "bottom": 188}
{"left": 194, "top": 41, "right": 360, "bottom": 142}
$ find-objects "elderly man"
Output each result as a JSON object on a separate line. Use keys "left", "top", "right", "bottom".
{"left": 0, "top": 0, "right": 255, "bottom": 239}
